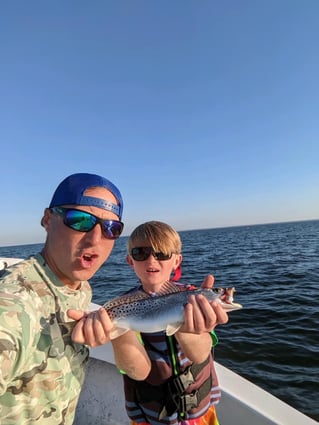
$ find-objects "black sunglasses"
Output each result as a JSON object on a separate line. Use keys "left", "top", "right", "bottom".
{"left": 51, "top": 207, "right": 124, "bottom": 240}
{"left": 131, "top": 247, "right": 173, "bottom": 261}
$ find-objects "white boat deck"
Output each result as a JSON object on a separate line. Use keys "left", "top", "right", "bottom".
{"left": 73, "top": 304, "right": 319, "bottom": 425}
{"left": 74, "top": 340, "right": 318, "bottom": 425}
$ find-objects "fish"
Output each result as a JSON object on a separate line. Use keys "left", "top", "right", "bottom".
{"left": 103, "top": 282, "right": 242, "bottom": 339}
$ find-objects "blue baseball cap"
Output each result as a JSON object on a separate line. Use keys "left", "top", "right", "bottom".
{"left": 49, "top": 173, "right": 123, "bottom": 219}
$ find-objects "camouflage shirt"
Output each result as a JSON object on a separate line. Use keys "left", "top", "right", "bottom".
{"left": 0, "top": 254, "right": 92, "bottom": 424}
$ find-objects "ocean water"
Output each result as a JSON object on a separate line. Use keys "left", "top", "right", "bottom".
{"left": 0, "top": 220, "right": 318, "bottom": 422}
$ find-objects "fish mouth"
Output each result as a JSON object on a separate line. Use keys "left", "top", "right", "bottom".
{"left": 218, "top": 287, "right": 242, "bottom": 311}
{"left": 218, "top": 299, "right": 243, "bottom": 311}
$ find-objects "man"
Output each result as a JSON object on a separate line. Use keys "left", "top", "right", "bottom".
{"left": 0, "top": 173, "right": 150, "bottom": 425}
{"left": 0, "top": 172, "right": 227, "bottom": 424}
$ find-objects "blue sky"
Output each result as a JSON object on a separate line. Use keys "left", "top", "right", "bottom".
{"left": 1, "top": 1, "right": 318, "bottom": 247}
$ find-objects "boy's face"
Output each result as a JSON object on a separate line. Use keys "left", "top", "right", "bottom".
{"left": 127, "top": 245, "right": 182, "bottom": 294}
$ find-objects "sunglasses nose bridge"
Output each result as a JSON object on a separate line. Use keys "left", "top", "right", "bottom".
{"left": 145, "top": 248, "right": 157, "bottom": 261}
{"left": 85, "top": 221, "right": 101, "bottom": 239}
{"left": 82, "top": 215, "right": 99, "bottom": 233}
{"left": 151, "top": 251, "right": 159, "bottom": 260}
{"left": 149, "top": 250, "right": 163, "bottom": 261}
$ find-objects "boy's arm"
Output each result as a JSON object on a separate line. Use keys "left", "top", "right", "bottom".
{"left": 175, "top": 330, "right": 213, "bottom": 364}
{"left": 111, "top": 331, "right": 151, "bottom": 380}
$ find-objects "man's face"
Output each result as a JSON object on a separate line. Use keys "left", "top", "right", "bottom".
{"left": 42, "top": 187, "right": 121, "bottom": 289}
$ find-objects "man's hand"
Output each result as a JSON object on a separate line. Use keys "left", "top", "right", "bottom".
{"left": 67, "top": 308, "right": 114, "bottom": 347}
{"left": 67, "top": 310, "right": 151, "bottom": 379}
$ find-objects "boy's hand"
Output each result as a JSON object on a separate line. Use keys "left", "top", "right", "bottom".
{"left": 200, "top": 274, "right": 215, "bottom": 289}
{"left": 179, "top": 274, "right": 229, "bottom": 334}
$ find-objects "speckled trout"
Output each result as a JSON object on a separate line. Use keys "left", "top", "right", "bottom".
{"left": 103, "top": 283, "right": 242, "bottom": 339}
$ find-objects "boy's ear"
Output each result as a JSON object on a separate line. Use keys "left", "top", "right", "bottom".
{"left": 174, "top": 254, "right": 182, "bottom": 269}
{"left": 172, "top": 255, "right": 183, "bottom": 282}
{"left": 126, "top": 255, "right": 134, "bottom": 267}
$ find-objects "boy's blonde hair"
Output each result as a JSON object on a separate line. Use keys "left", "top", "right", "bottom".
{"left": 127, "top": 221, "right": 182, "bottom": 255}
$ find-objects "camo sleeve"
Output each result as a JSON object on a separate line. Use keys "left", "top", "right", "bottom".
{"left": 0, "top": 292, "right": 33, "bottom": 394}
{"left": 0, "top": 255, "right": 91, "bottom": 425}
{"left": 0, "top": 275, "right": 50, "bottom": 393}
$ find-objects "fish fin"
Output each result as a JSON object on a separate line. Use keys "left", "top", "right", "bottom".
{"left": 109, "top": 326, "right": 130, "bottom": 340}
{"left": 103, "top": 290, "right": 149, "bottom": 310}
{"left": 103, "top": 282, "right": 193, "bottom": 310}
{"left": 157, "top": 280, "right": 190, "bottom": 296}
{"left": 166, "top": 323, "right": 183, "bottom": 336}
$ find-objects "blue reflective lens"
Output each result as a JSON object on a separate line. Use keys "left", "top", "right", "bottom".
{"left": 51, "top": 207, "right": 124, "bottom": 239}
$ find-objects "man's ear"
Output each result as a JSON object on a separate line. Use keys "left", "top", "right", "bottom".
{"left": 41, "top": 208, "right": 51, "bottom": 230}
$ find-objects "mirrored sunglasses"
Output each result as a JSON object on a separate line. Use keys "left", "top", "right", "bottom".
{"left": 51, "top": 207, "right": 124, "bottom": 240}
{"left": 131, "top": 247, "right": 173, "bottom": 261}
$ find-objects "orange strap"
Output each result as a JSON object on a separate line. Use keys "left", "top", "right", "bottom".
{"left": 130, "top": 404, "right": 219, "bottom": 425}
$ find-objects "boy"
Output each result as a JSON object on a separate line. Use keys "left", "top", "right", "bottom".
{"left": 121, "top": 221, "right": 226, "bottom": 425}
